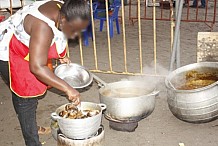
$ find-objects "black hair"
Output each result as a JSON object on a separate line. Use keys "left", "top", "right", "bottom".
{"left": 60, "top": 0, "right": 90, "bottom": 21}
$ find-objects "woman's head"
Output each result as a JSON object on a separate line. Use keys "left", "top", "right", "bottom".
{"left": 60, "top": 0, "right": 90, "bottom": 39}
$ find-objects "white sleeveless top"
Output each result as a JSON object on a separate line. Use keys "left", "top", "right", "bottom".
{"left": 0, "top": 0, "right": 67, "bottom": 61}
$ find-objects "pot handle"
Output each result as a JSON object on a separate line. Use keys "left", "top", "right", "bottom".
{"left": 58, "top": 133, "right": 67, "bottom": 139}
{"left": 51, "top": 112, "right": 60, "bottom": 121}
{"left": 92, "top": 73, "right": 107, "bottom": 87}
{"left": 150, "top": 90, "right": 160, "bottom": 96}
{"left": 98, "top": 103, "right": 107, "bottom": 111}
{"left": 166, "top": 79, "right": 176, "bottom": 90}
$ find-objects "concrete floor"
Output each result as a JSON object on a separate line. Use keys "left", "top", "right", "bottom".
{"left": 1, "top": 73, "right": 218, "bottom": 146}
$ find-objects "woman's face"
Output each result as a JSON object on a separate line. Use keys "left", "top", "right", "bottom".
{"left": 60, "top": 17, "right": 89, "bottom": 39}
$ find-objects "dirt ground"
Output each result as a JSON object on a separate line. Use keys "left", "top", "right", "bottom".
{"left": 1, "top": 3, "right": 218, "bottom": 146}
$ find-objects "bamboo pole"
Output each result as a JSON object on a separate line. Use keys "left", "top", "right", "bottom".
{"left": 153, "top": 0, "right": 157, "bottom": 74}
{"left": 121, "top": 0, "right": 128, "bottom": 73}
{"left": 105, "top": 0, "right": 113, "bottom": 71}
{"left": 137, "top": 0, "right": 143, "bottom": 74}
{"left": 79, "top": 34, "right": 84, "bottom": 65}
{"left": 90, "top": 0, "right": 98, "bottom": 70}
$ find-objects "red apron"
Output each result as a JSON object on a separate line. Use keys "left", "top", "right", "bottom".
{"left": 9, "top": 35, "right": 66, "bottom": 98}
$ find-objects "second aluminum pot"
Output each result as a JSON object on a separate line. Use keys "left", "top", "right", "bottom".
{"left": 98, "top": 81, "right": 159, "bottom": 121}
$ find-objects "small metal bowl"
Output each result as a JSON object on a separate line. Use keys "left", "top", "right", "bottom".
{"left": 54, "top": 63, "right": 93, "bottom": 89}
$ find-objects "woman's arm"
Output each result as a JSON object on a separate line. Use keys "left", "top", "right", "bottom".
{"left": 28, "top": 20, "right": 80, "bottom": 104}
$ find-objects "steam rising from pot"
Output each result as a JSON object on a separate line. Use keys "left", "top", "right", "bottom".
{"left": 121, "top": 63, "right": 169, "bottom": 91}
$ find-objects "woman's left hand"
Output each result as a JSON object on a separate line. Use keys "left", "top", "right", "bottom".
{"left": 59, "top": 56, "right": 71, "bottom": 64}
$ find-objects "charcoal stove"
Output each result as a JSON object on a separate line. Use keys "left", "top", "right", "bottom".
{"left": 104, "top": 113, "right": 141, "bottom": 132}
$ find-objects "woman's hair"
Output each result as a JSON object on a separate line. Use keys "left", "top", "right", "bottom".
{"left": 60, "top": 0, "right": 90, "bottom": 21}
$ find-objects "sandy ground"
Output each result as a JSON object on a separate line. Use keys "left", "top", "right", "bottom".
{"left": 1, "top": 3, "right": 218, "bottom": 146}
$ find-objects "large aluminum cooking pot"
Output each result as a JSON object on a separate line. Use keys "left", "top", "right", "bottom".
{"left": 165, "top": 62, "right": 218, "bottom": 123}
{"left": 54, "top": 63, "right": 93, "bottom": 89}
{"left": 51, "top": 102, "right": 106, "bottom": 139}
{"left": 98, "top": 81, "right": 159, "bottom": 121}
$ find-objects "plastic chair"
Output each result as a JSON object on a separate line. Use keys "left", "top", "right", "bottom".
{"left": 83, "top": 2, "right": 98, "bottom": 46}
{"left": 94, "top": 2, "right": 121, "bottom": 38}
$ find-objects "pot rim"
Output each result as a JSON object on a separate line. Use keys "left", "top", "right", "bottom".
{"left": 165, "top": 62, "right": 218, "bottom": 93}
{"left": 51, "top": 102, "right": 106, "bottom": 121}
{"left": 99, "top": 80, "right": 159, "bottom": 99}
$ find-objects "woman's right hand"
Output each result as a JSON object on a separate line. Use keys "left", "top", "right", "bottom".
{"left": 65, "top": 87, "right": 81, "bottom": 105}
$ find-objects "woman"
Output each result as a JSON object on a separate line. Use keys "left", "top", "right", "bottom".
{"left": 0, "top": 0, "right": 90, "bottom": 145}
